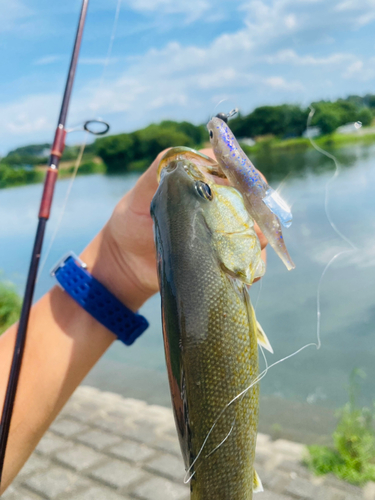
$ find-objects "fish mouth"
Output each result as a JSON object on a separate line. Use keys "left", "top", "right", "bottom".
{"left": 160, "top": 160, "right": 206, "bottom": 183}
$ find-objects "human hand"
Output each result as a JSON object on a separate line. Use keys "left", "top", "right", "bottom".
{"left": 81, "top": 148, "right": 267, "bottom": 312}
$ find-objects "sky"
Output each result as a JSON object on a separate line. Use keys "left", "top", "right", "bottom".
{"left": 1, "top": 0, "right": 375, "bottom": 154}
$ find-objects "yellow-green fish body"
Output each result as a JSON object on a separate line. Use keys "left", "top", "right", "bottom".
{"left": 151, "top": 158, "right": 269, "bottom": 499}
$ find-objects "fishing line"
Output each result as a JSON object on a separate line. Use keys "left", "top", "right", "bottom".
{"left": 37, "top": 0, "right": 122, "bottom": 280}
{"left": 37, "top": 133, "right": 89, "bottom": 281}
{"left": 93, "top": 0, "right": 122, "bottom": 113}
{"left": 307, "top": 106, "right": 358, "bottom": 350}
{"left": 186, "top": 106, "right": 360, "bottom": 478}
{"left": 184, "top": 326, "right": 271, "bottom": 484}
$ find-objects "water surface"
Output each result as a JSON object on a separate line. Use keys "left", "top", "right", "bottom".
{"left": 1, "top": 144, "right": 374, "bottom": 443}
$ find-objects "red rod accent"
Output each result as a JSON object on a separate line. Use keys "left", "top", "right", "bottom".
{"left": 51, "top": 128, "right": 67, "bottom": 158}
{"left": 38, "top": 168, "right": 58, "bottom": 219}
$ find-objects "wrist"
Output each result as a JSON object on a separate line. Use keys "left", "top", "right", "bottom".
{"left": 79, "top": 226, "right": 153, "bottom": 313}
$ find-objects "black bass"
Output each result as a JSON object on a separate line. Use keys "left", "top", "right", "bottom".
{"left": 207, "top": 116, "right": 295, "bottom": 271}
{"left": 151, "top": 157, "right": 272, "bottom": 499}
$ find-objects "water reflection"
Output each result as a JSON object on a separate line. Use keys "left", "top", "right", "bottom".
{"left": 253, "top": 143, "right": 364, "bottom": 184}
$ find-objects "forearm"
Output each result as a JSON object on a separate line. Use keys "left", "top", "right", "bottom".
{"left": 0, "top": 224, "right": 149, "bottom": 493}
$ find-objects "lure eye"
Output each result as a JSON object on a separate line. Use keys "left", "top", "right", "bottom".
{"left": 195, "top": 181, "right": 213, "bottom": 201}
{"left": 209, "top": 130, "right": 213, "bottom": 139}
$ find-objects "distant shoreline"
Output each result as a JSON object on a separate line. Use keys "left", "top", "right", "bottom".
{"left": 1, "top": 128, "right": 375, "bottom": 190}
{"left": 242, "top": 126, "right": 375, "bottom": 154}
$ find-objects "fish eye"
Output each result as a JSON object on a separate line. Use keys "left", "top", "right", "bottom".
{"left": 195, "top": 181, "right": 213, "bottom": 201}
{"left": 209, "top": 130, "right": 213, "bottom": 139}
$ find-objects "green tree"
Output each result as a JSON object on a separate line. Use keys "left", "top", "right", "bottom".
{"left": 357, "top": 108, "right": 373, "bottom": 127}
{"left": 230, "top": 105, "right": 308, "bottom": 138}
{"left": 94, "top": 121, "right": 203, "bottom": 173}
{"left": 94, "top": 133, "right": 137, "bottom": 173}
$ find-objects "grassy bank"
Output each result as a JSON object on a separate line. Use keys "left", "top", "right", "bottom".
{"left": 241, "top": 127, "right": 375, "bottom": 155}
{"left": 0, "top": 280, "right": 21, "bottom": 335}
{"left": 305, "top": 370, "right": 375, "bottom": 486}
{"left": 2, "top": 127, "right": 375, "bottom": 190}
{"left": 0, "top": 157, "right": 106, "bottom": 189}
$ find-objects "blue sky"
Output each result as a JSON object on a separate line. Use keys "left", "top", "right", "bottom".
{"left": 1, "top": 0, "right": 375, "bottom": 154}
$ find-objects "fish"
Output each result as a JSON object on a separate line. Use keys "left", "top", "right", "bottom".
{"left": 207, "top": 116, "right": 295, "bottom": 271}
{"left": 156, "top": 146, "right": 226, "bottom": 183}
{"left": 151, "top": 157, "right": 272, "bottom": 499}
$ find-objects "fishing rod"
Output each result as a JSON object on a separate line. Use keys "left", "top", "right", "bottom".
{"left": 0, "top": 0, "right": 92, "bottom": 484}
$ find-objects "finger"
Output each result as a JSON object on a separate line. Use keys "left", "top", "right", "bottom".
{"left": 198, "top": 148, "right": 215, "bottom": 160}
{"left": 254, "top": 221, "right": 268, "bottom": 250}
{"left": 128, "top": 149, "right": 170, "bottom": 216}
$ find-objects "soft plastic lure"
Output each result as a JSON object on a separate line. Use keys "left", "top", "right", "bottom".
{"left": 207, "top": 116, "right": 295, "bottom": 271}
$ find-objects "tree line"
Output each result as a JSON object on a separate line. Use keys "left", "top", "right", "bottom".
{"left": 1, "top": 94, "right": 374, "bottom": 176}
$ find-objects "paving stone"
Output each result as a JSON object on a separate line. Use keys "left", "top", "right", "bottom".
{"left": 22, "top": 466, "right": 90, "bottom": 499}
{"left": 76, "top": 429, "right": 122, "bottom": 450}
{"left": 317, "top": 490, "right": 346, "bottom": 500}
{"left": 94, "top": 415, "right": 128, "bottom": 435}
{"left": 131, "top": 476, "right": 189, "bottom": 500}
{"left": 63, "top": 404, "right": 100, "bottom": 423}
{"left": 49, "top": 418, "right": 88, "bottom": 438}
{"left": 145, "top": 453, "right": 185, "bottom": 482}
{"left": 261, "top": 492, "right": 294, "bottom": 500}
{"left": 18, "top": 454, "right": 51, "bottom": 478}
{"left": 255, "top": 450, "right": 272, "bottom": 465}
{"left": 153, "top": 436, "right": 182, "bottom": 456}
{"left": 54, "top": 444, "right": 105, "bottom": 472}
{"left": 89, "top": 458, "right": 146, "bottom": 489}
{"left": 284, "top": 476, "right": 322, "bottom": 499}
{"left": 278, "top": 460, "right": 310, "bottom": 479}
{"left": 323, "top": 474, "right": 363, "bottom": 496}
{"left": 1, "top": 484, "right": 44, "bottom": 500}
{"left": 272, "top": 439, "right": 305, "bottom": 459}
{"left": 35, "top": 432, "right": 69, "bottom": 456}
{"left": 364, "top": 481, "right": 375, "bottom": 500}
{"left": 267, "top": 471, "right": 291, "bottom": 494}
{"left": 119, "top": 425, "right": 157, "bottom": 445}
{"left": 162, "top": 425, "right": 179, "bottom": 439}
{"left": 257, "top": 432, "right": 272, "bottom": 446}
{"left": 9, "top": 387, "right": 368, "bottom": 500}
{"left": 72, "top": 486, "right": 132, "bottom": 500}
{"left": 109, "top": 440, "right": 156, "bottom": 463}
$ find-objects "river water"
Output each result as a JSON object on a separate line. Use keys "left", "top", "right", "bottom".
{"left": 0, "top": 144, "right": 374, "bottom": 444}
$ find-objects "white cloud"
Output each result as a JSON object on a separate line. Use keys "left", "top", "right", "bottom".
{"left": 0, "top": 93, "right": 59, "bottom": 139}
{"left": 343, "top": 60, "right": 364, "bottom": 79}
{"left": 2, "top": 0, "right": 375, "bottom": 152}
{"left": 264, "top": 76, "right": 304, "bottom": 91}
{"left": 124, "top": 0, "right": 210, "bottom": 22}
{"left": 34, "top": 55, "right": 63, "bottom": 65}
{"left": 265, "top": 49, "right": 356, "bottom": 66}
{"left": 0, "top": 0, "right": 33, "bottom": 31}
{"left": 284, "top": 13, "right": 297, "bottom": 29}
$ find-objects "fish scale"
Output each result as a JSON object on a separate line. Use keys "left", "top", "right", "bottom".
{"left": 151, "top": 158, "right": 265, "bottom": 499}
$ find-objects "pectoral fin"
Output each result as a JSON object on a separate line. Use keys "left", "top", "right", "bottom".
{"left": 253, "top": 469, "right": 264, "bottom": 493}
{"left": 256, "top": 320, "right": 273, "bottom": 353}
